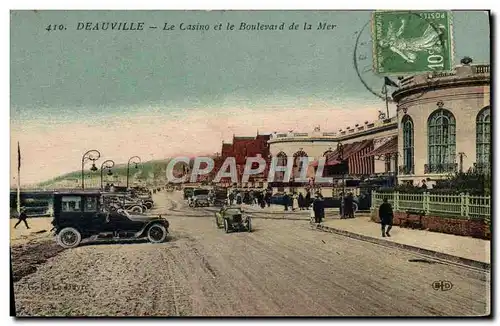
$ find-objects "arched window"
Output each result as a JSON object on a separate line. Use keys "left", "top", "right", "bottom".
{"left": 476, "top": 106, "right": 491, "bottom": 174}
{"left": 292, "top": 150, "right": 308, "bottom": 167}
{"left": 292, "top": 150, "right": 308, "bottom": 179}
{"left": 427, "top": 109, "right": 456, "bottom": 173}
{"left": 402, "top": 115, "right": 414, "bottom": 174}
{"left": 276, "top": 152, "right": 287, "bottom": 166}
{"left": 275, "top": 152, "right": 287, "bottom": 182}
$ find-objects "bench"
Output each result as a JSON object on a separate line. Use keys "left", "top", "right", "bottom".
{"left": 400, "top": 210, "right": 425, "bottom": 230}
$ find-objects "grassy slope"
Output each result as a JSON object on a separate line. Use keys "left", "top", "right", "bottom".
{"left": 37, "top": 159, "right": 172, "bottom": 187}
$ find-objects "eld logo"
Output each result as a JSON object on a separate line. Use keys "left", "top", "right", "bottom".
{"left": 432, "top": 280, "right": 453, "bottom": 291}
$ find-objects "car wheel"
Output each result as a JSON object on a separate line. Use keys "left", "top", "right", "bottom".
{"left": 147, "top": 223, "right": 167, "bottom": 243}
{"left": 130, "top": 206, "right": 143, "bottom": 214}
{"left": 56, "top": 227, "right": 82, "bottom": 249}
{"left": 224, "top": 219, "right": 230, "bottom": 233}
{"left": 145, "top": 202, "right": 153, "bottom": 209}
{"left": 247, "top": 218, "right": 252, "bottom": 232}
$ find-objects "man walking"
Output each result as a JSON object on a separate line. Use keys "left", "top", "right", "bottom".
{"left": 14, "top": 208, "right": 30, "bottom": 229}
{"left": 378, "top": 198, "right": 394, "bottom": 237}
{"left": 313, "top": 193, "right": 325, "bottom": 224}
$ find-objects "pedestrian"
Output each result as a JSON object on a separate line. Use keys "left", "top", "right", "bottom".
{"left": 236, "top": 192, "right": 242, "bottom": 205}
{"left": 228, "top": 192, "right": 235, "bottom": 205}
{"left": 283, "top": 192, "right": 290, "bottom": 211}
{"left": 378, "top": 198, "right": 394, "bottom": 237}
{"left": 421, "top": 179, "right": 428, "bottom": 189}
{"left": 298, "top": 192, "right": 305, "bottom": 210}
{"left": 265, "top": 191, "right": 271, "bottom": 207}
{"left": 291, "top": 192, "right": 299, "bottom": 211}
{"left": 305, "top": 191, "right": 311, "bottom": 210}
{"left": 14, "top": 208, "right": 30, "bottom": 229}
{"left": 339, "top": 192, "right": 345, "bottom": 218}
{"left": 259, "top": 192, "right": 266, "bottom": 208}
{"left": 345, "top": 192, "right": 355, "bottom": 218}
{"left": 313, "top": 193, "right": 325, "bottom": 224}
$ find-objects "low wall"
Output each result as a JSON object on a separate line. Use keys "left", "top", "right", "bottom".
{"left": 371, "top": 210, "right": 490, "bottom": 240}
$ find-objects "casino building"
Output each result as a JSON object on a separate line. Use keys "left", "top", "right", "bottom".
{"left": 211, "top": 62, "right": 490, "bottom": 195}
{"left": 393, "top": 62, "right": 490, "bottom": 185}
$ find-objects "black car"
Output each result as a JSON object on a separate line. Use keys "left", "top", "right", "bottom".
{"left": 183, "top": 187, "right": 195, "bottom": 200}
{"left": 51, "top": 190, "right": 169, "bottom": 248}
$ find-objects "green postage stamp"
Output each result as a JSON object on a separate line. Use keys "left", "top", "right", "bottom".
{"left": 371, "top": 11, "right": 454, "bottom": 75}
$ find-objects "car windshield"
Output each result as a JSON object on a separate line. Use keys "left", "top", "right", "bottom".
{"left": 225, "top": 208, "right": 242, "bottom": 215}
{"left": 194, "top": 190, "right": 210, "bottom": 196}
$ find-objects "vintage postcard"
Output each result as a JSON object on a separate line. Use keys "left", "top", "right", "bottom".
{"left": 10, "top": 10, "right": 491, "bottom": 317}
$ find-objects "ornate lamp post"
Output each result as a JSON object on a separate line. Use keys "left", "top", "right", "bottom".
{"left": 100, "top": 160, "right": 115, "bottom": 190}
{"left": 81, "top": 150, "right": 101, "bottom": 190}
{"left": 127, "top": 156, "right": 141, "bottom": 188}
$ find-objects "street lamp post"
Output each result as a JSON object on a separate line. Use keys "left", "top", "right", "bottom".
{"left": 81, "top": 150, "right": 101, "bottom": 190}
{"left": 100, "top": 160, "right": 115, "bottom": 190}
{"left": 127, "top": 156, "right": 141, "bottom": 188}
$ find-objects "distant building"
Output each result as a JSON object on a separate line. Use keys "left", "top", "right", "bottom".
{"left": 392, "top": 63, "right": 490, "bottom": 185}
{"left": 214, "top": 133, "right": 271, "bottom": 187}
{"left": 268, "top": 117, "right": 398, "bottom": 194}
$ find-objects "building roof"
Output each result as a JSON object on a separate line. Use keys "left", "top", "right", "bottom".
{"left": 363, "top": 136, "right": 398, "bottom": 158}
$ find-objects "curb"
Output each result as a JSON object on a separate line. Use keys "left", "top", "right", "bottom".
{"left": 252, "top": 216, "right": 310, "bottom": 221}
{"left": 314, "top": 223, "right": 490, "bottom": 271}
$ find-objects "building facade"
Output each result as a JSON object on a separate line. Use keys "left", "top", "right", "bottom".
{"left": 214, "top": 133, "right": 271, "bottom": 187}
{"left": 392, "top": 63, "right": 491, "bottom": 185}
{"left": 267, "top": 117, "right": 399, "bottom": 195}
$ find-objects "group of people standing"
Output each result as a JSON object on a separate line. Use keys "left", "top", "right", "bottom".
{"left": 339, "top": 192, "right": 356, "bottom": 219}
{"left": 282, "top": 190, "right": 312, "bottom": 211}
{"left": 227, "top": 189, "right": 272, "bottom": 208}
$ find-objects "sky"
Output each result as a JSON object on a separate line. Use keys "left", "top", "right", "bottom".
{"left": 10, "top": 10, "right": 490, "bottom": 185}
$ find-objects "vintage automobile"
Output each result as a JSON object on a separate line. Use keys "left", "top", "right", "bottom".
{"left": 102, "top": 193, "right": 148, "bottom": 213}
{"left": 211, "top": 187, "right": 228, "bottom": 207}
{"left": 51, "top": 190, "right": 169, "bottom": 248}
{"left": 133, "top": 192, "right": 154, "bottom": 210}
{"left": 189, "top": 188, "right": 210, "bottom": 207}
{"left": 214, "top": 205, "right": 252, "bottom": 233}
{"left": 183, "top": 187, "right": 195, "bottom": 200}
{"left": 112, "top": 186, "right": 154, "bottom": 210}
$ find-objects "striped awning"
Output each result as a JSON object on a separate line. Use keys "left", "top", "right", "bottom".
{"left": 347, "top": 140, "right": 374, "bottom": 175}
{"left": 325, "top": 143, "right": 358, "bottom": 165}
{"left": 323, "top": 140, "right": 374, "bottom": 175}
{"left": 363, "top": 136, "right": 398, "bottom": 158}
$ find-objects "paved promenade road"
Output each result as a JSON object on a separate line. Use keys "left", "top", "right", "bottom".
{"left": 12, "top": 191, "right": 490, "bottom": 316}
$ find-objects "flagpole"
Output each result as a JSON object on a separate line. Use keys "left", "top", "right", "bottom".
{"left": 17, "top": 142, "right": 21, "bottom": 215}
{"left": 384, "top": 83, "right": 390, "bottom": 119}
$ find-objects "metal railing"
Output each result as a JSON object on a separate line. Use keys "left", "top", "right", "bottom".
{"left": 371, "top": 191, "right": 490, "bottom": 219}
